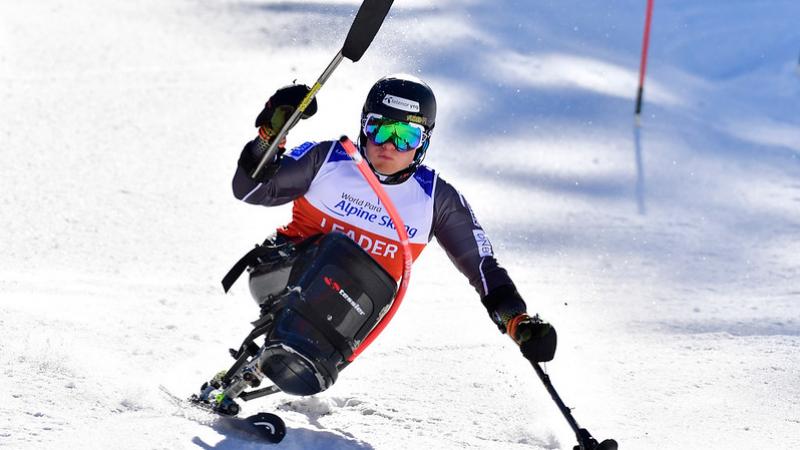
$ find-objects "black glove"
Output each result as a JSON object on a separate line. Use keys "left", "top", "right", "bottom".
{"left": 507, "top": 313, "right": 557, "bottom": 362}
{"left": 255, "top": 84, "right": 318, "bottom": 141}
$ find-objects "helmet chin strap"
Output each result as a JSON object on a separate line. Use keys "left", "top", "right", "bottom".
{"left": 372, "top": 168, "right": 392, "bottom": 182}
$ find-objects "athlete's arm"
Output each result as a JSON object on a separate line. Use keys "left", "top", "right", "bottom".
{"left": 431, "top": 177, "right": 528, "bottom": 330}
{"left": 232, "top": 140, "right": 329, "bottom": 206}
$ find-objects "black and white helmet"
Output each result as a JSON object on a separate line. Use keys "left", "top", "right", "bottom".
{"left": 359, "top": 74, "right": 437, "bottom": 184}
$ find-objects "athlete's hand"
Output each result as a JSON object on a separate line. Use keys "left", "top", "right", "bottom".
{"left": 255, "top": 84, "right": 318, "bottom": 144}
{"left": 507, "top": 313, "right": 557, "bottom": 362}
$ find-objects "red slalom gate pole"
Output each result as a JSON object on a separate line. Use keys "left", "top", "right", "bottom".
{"left": 635, "top": 0, "right": 654, "bottom": 125}
{"left": 339, "top": 136, "right": 413, "bottom": 362}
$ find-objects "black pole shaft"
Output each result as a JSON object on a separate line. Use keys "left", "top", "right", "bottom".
{"left": 531, "top": 362, "right": 582, "bottom": 435}
{"left": 529, "top": 360, "right": 618, "bottom": 450}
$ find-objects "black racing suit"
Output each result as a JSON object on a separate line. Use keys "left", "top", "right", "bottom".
{"left": 233, "top": 139, "right": 528, "bottom": 331}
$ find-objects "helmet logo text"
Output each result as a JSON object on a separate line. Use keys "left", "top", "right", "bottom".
{"left": 406, "top": 115, "right": 426, "bottom": 125}
{"left": 382, "top": 95, "right": 420, "bottom": 113}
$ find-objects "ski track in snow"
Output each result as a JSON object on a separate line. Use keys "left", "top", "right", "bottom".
{"left": 2, "top": 0, "right": 799, "bottom": 449}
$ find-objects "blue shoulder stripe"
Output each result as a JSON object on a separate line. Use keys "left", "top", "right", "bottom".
{"left": 327, "top": 141, "right": 352, "bottom": 163}
{"left": 286, "top": 141, "right": 316, "bottom": 160}
{"left": 413, "top": 165, "right": 435, "bottom": 198}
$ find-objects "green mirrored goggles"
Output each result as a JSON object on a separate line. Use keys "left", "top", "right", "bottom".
{"left": 363, "top": 113, "right": 427, "bottom": 152}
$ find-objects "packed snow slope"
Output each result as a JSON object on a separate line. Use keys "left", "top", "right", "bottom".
{"left": 2, "top": 0, "right": 799, "bottom": 449}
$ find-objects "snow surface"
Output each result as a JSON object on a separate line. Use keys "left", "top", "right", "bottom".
{"left": 2, "top": 0, "right": 799, "bottom": 448}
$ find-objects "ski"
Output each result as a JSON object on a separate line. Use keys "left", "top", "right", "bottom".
{"left": 159, "top": 385, "right": 286, "bottom": 444}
